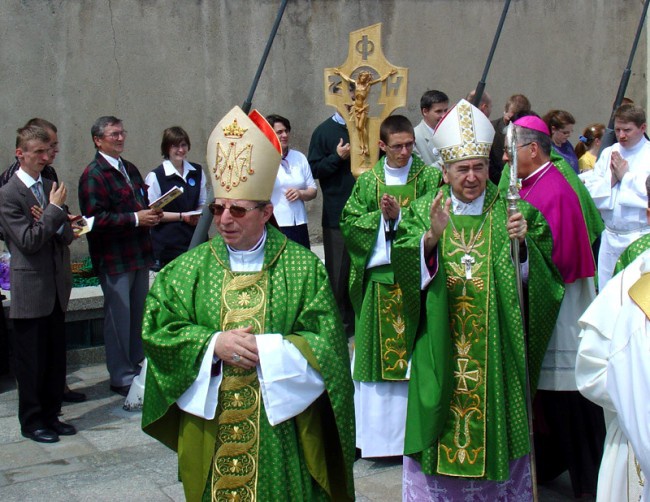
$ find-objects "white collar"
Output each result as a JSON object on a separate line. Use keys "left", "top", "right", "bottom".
{"left": 227, "top": 228, "right": 267, "bottom": 272}
{"left": 332, "top": 113, "right": 347, "bottom": 125}
{"left": 99, "top": 151, "right": 120, "bottom": 169}
{"left": 450, "top": 189, "right": 486, "bottom": 216}
{"left": 16, "top": 168, "right": 41, "bottom": 188}
{"left": 619, "top": 137, "right": 648, "bottom": 155}
{"left": 383, "top": 157, "right": 412, "bottom": 185}
{"left": 162, "top": 159, "right": 195, "bottom": 180}
{"left": 523, "top": 161, "right": 552, "bottom": 181}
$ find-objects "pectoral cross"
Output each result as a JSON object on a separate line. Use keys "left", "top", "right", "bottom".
{"left": 461, "top": 254, "right": 475, "bottom": 280}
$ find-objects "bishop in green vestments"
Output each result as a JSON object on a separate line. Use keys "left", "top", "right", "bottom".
{"left": 396, "top": 100, "right": 555, "bottom": 501}
{"left": 341, "top": 115, "right": 441, "bottom": 457}
{"left": 141, "top": 107, "right": 355, "bottom": 502}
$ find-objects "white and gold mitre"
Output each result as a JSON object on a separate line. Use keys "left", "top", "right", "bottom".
{"left": 207, "top": 106, "right": 281, "bottom": 201}
{"left": 432, "top": 99, "right": 495, "bottom": 164}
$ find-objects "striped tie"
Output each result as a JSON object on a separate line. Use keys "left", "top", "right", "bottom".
{"left": 118, "top": 159, "right": 133, "bottom": 190}
{"left": 31, "top": 181, "right": 45, "bottom": 207}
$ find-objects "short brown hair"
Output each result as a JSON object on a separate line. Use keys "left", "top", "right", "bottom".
{"left": 505, "top": 94, "right": 531, "bottom": 114}
{"left": 543, "top": 109, "right": 575, "bottom": 131}
{"left": 25, "top": 118, "right": 57, "bottom": 134}
{"left": 161, "top": 126, "right": 191, "bottom": 158}
{"left": 614, "top": 104, "right": 646, "bottom": 127}
{"left": 379, "top": 115, "right": 414, "bottom": 143}
{"left": 15, "top": 125, "right": 50, "bottom": 149}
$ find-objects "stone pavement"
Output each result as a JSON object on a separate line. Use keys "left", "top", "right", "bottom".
{"left": 0, "top": 362, "right": 580, "bottom": 501}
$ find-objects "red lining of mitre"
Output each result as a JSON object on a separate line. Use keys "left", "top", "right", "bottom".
{"left": 249, "top": 110, "right": 282, "bottom": 154}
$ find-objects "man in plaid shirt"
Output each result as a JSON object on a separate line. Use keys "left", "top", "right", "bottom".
{"left": 78, "top": 116, "right": 162, "bottom": 396}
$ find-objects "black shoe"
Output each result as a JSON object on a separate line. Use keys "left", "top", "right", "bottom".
{"left": 50, "top": 420, "right": 77, "bottom": 436}
{"left": 62, "top": 389, "right": 87, "bottom": 403}
{"left": 110, "top": 384, "right": 131, "bottom": 397}
{"left": 22, "top": 428, "right": 60, "bottom": 443}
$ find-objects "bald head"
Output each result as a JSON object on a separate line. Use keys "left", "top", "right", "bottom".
{"left": 466, "top": 90, "right": 492, "bottom": 118}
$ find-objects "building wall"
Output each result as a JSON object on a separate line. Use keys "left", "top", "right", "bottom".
{"left": 1, "top": 0, "right": 646, "bottom": 257}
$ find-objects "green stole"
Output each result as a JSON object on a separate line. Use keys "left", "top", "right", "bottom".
{"left": 370, "top": 182, "right": 417, "bottom": 380}
{"left": 614, "top": 233, "right": 650, "bottom": 275}
{"left": 436, "top": 199, "right": 493, "bottom": 477}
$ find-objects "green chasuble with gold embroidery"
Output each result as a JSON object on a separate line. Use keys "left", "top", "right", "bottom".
{"left": 614, "top": 232, "right": 650, "bottom": 274}
{"left": 394, "top": 182, "right": 557, "bottom": 481}
{"left": 340, "top": 156, "right": 441, "bottom": 381}
{"left": 141, "top": 226, "right": 355, "bottom": 502}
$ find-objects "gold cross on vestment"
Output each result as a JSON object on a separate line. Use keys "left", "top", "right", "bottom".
{"left": 455, "top": 358, "right": 480, "bottom": 392}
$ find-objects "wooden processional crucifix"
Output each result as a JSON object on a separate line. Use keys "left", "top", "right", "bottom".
{"left": 324, "top": 23, "right": 408, "bottom": 178}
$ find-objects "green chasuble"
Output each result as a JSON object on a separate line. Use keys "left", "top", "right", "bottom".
{"left": 340, "top": 156, "right": 441, "bottom": 381}
{"left": 141, "top": 226, "right": 355, "bottom": 502}
{"left": 394, "top": 182, "right": 556, "bottom": 480}
{"left": 614, "top": 232, "right": 650, "bottom": 274}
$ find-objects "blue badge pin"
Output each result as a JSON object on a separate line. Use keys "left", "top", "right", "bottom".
{"left": 188, "top": 178, "right": 196, "bottom": 187}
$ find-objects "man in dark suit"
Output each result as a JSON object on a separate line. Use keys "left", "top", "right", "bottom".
{"left": 0, "top": 125, "right": 75, "bottom": 443}
{"left": 78, "top": 116, "right": 162, "bottom": 396}
{"left": 0, "top": 117, "right": 86, "bottom": 404}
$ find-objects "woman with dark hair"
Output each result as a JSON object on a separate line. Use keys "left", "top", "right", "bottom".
{"left": 544, "top": 109, "right": 579, "bottom": 173}
{"left": 145, "top": 126, "right": 206, "bottom": 269}
{"left": 575, "top": 123, "right": 605, "bottom": 173}
{"left": 266, "top": 114, "right": 317, "bottom": 249}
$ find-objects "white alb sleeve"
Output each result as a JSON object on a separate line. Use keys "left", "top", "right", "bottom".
{"left": 256, "top": 334, "right": 325, "bottom": 426}
{"left": 176, "top": 333, "right": 222, "bottom": 419}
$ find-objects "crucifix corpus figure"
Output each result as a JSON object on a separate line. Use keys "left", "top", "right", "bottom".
{"left": 335, "top": 69, "right": 397, "bottom": 156}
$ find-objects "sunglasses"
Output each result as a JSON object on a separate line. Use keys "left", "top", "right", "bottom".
{"left": 208, "top": 202, "right": 265, "bottom": 218}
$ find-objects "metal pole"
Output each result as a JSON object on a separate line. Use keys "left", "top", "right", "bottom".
{"left": 471, "top": 0, "right": 512, "bottom": 107}
{"left": 599, "top": 0, "right": 650, "bottom": 154}
{"left": 189, "top": 0, "right": 290, "bottom": 249}
{"left": 506, "top": 123, "right": 539, "bottom": 502}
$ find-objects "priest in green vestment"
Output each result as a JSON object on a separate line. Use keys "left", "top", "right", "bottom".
{"left": 395, "top": 100, "right": 555, "bottom": 500}
{"left": 141, "top": 106, "right": 355, "bottom": 502}
{"left": 341, "top": 115, "right": 441, "bottom": 457}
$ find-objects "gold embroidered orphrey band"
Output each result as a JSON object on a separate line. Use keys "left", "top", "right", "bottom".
{"left": 437, "top": 212, "right": 493, "bottom": 477}
{"left": 211, "top": 269, "right": 268, "bottom": 502}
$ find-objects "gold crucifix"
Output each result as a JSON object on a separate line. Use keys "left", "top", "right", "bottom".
{"left": 324, "top": 23, "right": 408, "bottom": 178}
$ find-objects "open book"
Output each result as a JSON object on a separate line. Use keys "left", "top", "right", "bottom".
{"left": 149, "top": 186, "right": 184, "bottom": 210}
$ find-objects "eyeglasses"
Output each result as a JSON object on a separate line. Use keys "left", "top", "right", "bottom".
{"left": 208, "top": 202, "right": 265, "bottom": 218}
{"left": 103, "top": 130, "right": 128, "bottom": 140}
{"left": 385, "top": 141, "right": 414, "bottom": 152}
{"left": 506, "top": 142, "right": 533, "bottom": 157}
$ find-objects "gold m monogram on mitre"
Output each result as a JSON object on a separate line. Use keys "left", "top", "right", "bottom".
{"left": 206, "top": 106, "right": 281, "bottom": 201}
{"left": 324, "top": 23, "right": 408, "bottom": 178}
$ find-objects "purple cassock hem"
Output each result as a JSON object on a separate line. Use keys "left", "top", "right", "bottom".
{"left": 402, "top": 455, "right": 533, "bottom": 501}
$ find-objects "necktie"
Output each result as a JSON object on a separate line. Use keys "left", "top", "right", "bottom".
{"left": 118, "top": 159, "right": 133, "bottom": 189}
{"left": 31, "top": 181, "right": 45, "bottom": 207}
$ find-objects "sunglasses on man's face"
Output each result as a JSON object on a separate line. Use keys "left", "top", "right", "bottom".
{"left": 208, "top": 202, "right": 265, "bottom": 218}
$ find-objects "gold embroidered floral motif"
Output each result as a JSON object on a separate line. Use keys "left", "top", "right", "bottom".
{"left": 237, "top": 291, "right": 252, "bottom": 307}
{"left": 379, "top": 283, "right": 409, "bottom": 378}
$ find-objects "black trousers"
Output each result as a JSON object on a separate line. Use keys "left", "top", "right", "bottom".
{"left": 11, "top": 300, "right": 66, "bottom": 432}
{"left": 279, "top": 224, "right": 311, "bottom": 250}
{"left": 322, "top": 227, "right": 355, "bottom": 337}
